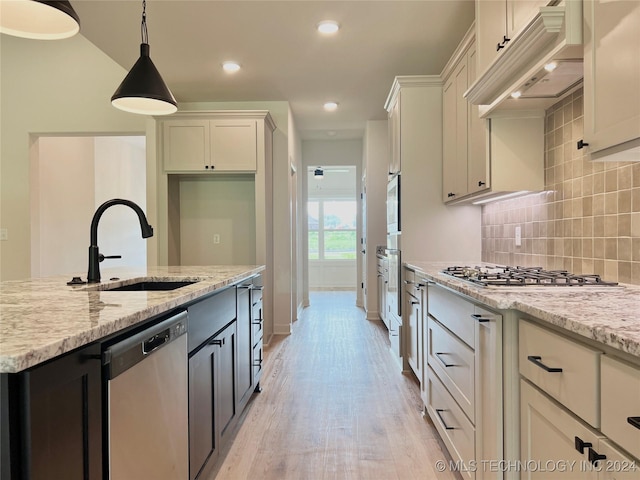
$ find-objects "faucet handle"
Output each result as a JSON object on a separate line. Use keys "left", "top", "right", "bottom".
{"left": 98, "top": 254, "right": 122, "bottom": 263}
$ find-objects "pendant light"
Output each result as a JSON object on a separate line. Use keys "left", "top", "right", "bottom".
{"left": 111, "top": 0, "right": 177, "bottom": 115}
{"left": 0, "top": 0, "right": 80, "bottom": 40}
{"left": 314, "top": 167, "right": 324, "bottom": 179}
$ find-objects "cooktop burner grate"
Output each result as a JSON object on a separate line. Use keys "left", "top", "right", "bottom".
{"left": 442, "top": 265, "right": 619, "bottom": 287}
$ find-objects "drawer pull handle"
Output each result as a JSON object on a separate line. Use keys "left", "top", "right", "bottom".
{"left": 627, "top": 417, "right": 640, "bottom": 430}
{"left": 575, "top": 436, "right": 593, "bottom": 454}
{"left": 435, "top": 409, "right": 455, "bottom": 430}
{"left": 435, "top": 352, "right": 457, "bottom": 367}
{"left": 588, "top": 447, "right": 606, "bottom": 466}
{"left": 527, "top": 355, "right": 563, "bottom": 373}
{"left": 471, "top": 313, "right": 490, "bottom": 323}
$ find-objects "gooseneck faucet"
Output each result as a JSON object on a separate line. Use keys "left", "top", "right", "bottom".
{"left": 87, "top": 199, "right": 154, "bottom": 283}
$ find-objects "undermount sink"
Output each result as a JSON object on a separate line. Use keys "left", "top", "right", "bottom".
{"left": 101, "top": 281, "right": 198, "bottom": 292}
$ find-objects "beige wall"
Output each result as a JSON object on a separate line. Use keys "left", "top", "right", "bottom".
{"left": 1, "top": 34, "right": 147, "bottom": 280}
{"left": 482, "top": 88, "right": 640, "bottom": 285}
{"left": 178, "top": 175, "right": 256, "bottom": 265}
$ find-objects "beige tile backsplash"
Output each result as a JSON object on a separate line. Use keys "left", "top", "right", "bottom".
{"left": 481, "top": 88, "right": 640, "bottom": 285}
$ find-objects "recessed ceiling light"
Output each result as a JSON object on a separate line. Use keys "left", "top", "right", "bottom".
{"left": 544, "top": 62, "right": 558, "bottom": 72}
{"left": 222, "top": 62, "right": 241, "bottom": 73}
{"left": 511, "top": 91, "right": 522, "bottom": 99}
{"left": 324, "top": 102, "right": 338, "bottom": 111}
{"left": 317, "top": 20, "right": 339, "bottom": 34}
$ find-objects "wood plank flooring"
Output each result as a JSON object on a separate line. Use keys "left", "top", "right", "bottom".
{"left": 210, "top": 291, "right": 460, "bottom": 480}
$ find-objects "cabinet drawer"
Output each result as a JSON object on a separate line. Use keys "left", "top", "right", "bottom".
{"left": 519, "top": 320, "right": 602, "bottom": 428}
{"left": 428, "top": 318, "right": 475, "bottom": 423}
{"left": 426, "top": 366, "right": 475, "bottom": 480}
{"left": 188, "top": 287, "right": 236, "bottom": 353}
{"left": 601, "top": 355, "right": 640, "bottom": 460}
{"left": 428, "top": 285, "right": 475, "bottom": 347}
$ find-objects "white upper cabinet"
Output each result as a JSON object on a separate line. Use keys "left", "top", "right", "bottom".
{"left": 583, "top": 0, "right": 640, "bottom": 161}
{"left": 162, "top": 115, "right": 258, "bottom": 172}
{"left": 476, "top": 0, "right": 551, "bottom": 77}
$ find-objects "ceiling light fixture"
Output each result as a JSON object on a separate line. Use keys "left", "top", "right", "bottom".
{"left": 222, "top": 61, "right": 241, "bottom": 73}
{"left": 323, "top": 102, "right": 338, "bottom": 112}
{"left": 111, "top": 0, "right": 177, "bottom": 116}
{"left": 544, "top": 62, "right": 558, "bottom": 72}
{"left": 0, "top": 0, "right": 80, "bottom": 40}
{"left": 314, "top": 167, "right": 324, "bottom": 179}
{"left": 317, "top": 20, "right": 339, "bottom": 34}
{"left": 511, "top": 91, "right": 522, "bottom": 99}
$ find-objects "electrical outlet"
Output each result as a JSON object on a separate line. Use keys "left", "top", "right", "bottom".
{"left": 213, "top": 234, "right": 220, "bottom": 244}
{"left": 0, "top": 228, "right": 7, "bottom": 241}
{"left": 515, "top": 226, "right": 522, "bottom": 247}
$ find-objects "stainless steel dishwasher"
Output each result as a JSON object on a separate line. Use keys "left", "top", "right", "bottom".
{"left": 104, "top": 310, "right": 188, "bottom": 480}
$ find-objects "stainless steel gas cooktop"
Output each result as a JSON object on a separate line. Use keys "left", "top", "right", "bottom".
{"left": 441, "top": 265, "right": 619, "bottom": 288}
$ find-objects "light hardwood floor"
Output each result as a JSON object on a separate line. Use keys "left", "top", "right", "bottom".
{"left": 210, "top": 291, "right": 460, "bottom": 480}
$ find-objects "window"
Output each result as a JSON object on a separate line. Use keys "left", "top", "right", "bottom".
{"left": 307, "top": 199, "right": 357, "bottom": 260}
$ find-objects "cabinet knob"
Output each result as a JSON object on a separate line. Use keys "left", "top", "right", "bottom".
{"left": 205, "top": 165, "right": 209, "bottom": 169}
{"left": 588, "top": 447, "right": 606, "bottom": 466}
{"left": 574, "top": 436, "right": 593, "bottom": 454}
{"left": 478, "top": 181, "right": 486, "bottom": 187}
{"left": 447, "top": 192, "right": 455, "bottom": 198}
{"left": 577, "top": 139, "right": 589, "bottom": 150}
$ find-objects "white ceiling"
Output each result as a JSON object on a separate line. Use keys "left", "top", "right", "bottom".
{"left": 74, "top": 0, "right": 475, "bottom": 139}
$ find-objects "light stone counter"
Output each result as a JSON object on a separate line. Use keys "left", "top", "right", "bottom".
{"left": 0, "top": 265, "right": 264, "bottom": 373}
{"left": 405, "top": 261, "right": 640, "bottom": 358}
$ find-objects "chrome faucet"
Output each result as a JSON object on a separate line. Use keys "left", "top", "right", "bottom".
{"left": 87, "top": 199, "right": 154, "bottom": 283}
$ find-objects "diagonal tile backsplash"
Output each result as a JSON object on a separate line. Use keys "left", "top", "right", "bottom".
{"left": 481, "top": 88, "right": 640, "bottom": 285}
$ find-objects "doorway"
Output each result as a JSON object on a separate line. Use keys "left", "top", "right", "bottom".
{"left": 307, "top": 166, "right": 357, "bottom": 290}
{"left": 30, "top": 135, "right": 146, "bottom": 278}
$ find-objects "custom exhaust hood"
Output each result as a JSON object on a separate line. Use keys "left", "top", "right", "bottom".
{"left": 465, "top": 2, "right": 583, "bottom": 118}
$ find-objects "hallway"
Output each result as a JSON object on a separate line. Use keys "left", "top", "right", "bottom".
{"left": 211, "top": 291, "right": 459, "bottom": 479}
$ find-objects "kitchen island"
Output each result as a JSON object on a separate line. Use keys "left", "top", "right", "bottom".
{"left": 404, "top": 261, "right": 640, "bottom": 480}
{"left": 0, "top": 265, "right": 265, "bottom": 480}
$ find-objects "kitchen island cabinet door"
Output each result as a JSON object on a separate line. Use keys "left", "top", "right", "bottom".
{"left": 6, "top": 344, "right": 102, "bottom": 480}
{"left": 236, "top": 284, "right": 253, "bottom": 410}
{"left": 583, "top": 0, "right": 640, "bottom": 161}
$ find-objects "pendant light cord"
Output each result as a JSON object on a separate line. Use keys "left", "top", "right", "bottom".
{"left": 141, "top": 0, "right": 148, "bottom": 44}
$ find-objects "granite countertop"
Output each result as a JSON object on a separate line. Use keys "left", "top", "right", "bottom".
{"left": 0, "top": 265, "right": 264, "bottom": 373}
{"left": 405, "top": 261, "right": 640, "bottom": 359}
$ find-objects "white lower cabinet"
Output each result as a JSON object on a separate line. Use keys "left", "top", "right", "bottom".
{"left": 519, "top": 320, "right": 639, "bottom": 480}
{"left": 521, "top": 380, "right": 639, "bottom": 480}
{"left": 426, "top": 284, "right": 503, "bottom": 480}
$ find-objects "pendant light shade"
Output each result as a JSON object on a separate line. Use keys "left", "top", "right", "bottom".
{"left": 0, "top": 0, "right": 80, "bottom": 40}
{"left": 111, "top": 43, "right": 177, "bottom": 115}
{"left": 111, "top": 0, "right": 177, "bottom": 116}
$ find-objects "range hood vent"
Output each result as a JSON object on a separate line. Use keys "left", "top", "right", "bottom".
{"left": 465, "top": 3, "right": 583, "bottom": 116}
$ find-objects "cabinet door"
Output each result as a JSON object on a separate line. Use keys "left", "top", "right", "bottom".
{"left": 189, "top": 343, "right": 218, "bottom": 480}
{"left": 163, "top": 120, "right": 210, "bottom": 172}
{"left": 476, "top": 0, "right": 507, "bottom": 76}
{"left": 405, "top": 289, "right": 421, "bottom": 378}
{"left": 442, "top": 75, "right": 458, "bottom": 202}
{"left": 506, "top": 0, "right": 548, "bottom": 39}
{"left": 466, "top": 41, "right": 489, "bottom": 195}
{"left": 236, "top": 285, "right": 253, "bottom": 408}
{"left": 217, "top": 322, "right": 237, "bottom": 442}
{"left": 388, "top": 95, "right": 401, "bottom": 175}
{"left": 584, "top": 0, "right": 640, "bottom": 158}
{"left": 454, "top": 59, "right": 469, "bottom": 197}
{"left": 19, "top": 344, "right": 102, "bottom": 480}
{"left": 594, "top": 438, "right": 640, "bottom": 480}
{"left": 520, "top": 379, "right": 600, "bottom": 480}
{"left": 210, "top": 119, "right": 258, "bottom": 171}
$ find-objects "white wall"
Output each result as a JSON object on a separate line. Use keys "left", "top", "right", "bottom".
{"left": 363, "top": 120, "right": 389, "bottom": 319}
{"left": 178, "top": 175, "right": 256, "bottom": 265}
{"left": 1, "top": 34, "right": 147, "bottom": 280}
{"left": 30, "top": 136, "right": 147, "bottom": 278}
